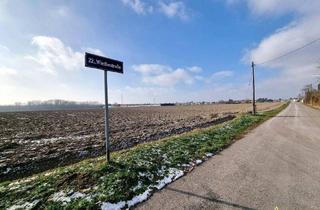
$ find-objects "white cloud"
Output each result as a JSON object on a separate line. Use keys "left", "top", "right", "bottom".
{"left": 227, "top": 0, "right": 320, "bottom": 16}
{"left": 120, "top": 0, "right": 190, "bottom": 20}
{"left": 193, "top": 83, "right": 251, "bottom": 101}
{"left": 133, "top": 64, "right": 201, "bottom": 86}
{"left": 110, "top": 83, "right": 251, "bottom": 104}
{"left": 256, "top": 65, "right": 318, "bottom": 99}
{"left": 196, "top": 70, "right": 234, "bottom": 83}
{"left": 25, "top": 36, "right": 83, "bottom": 74}
{"left": 0, "top": 44, "right": 9, "bottom": 52}
{"left": 133, "top": 64, "right": 172, "bottom": 75}
{"left": 187, "top": 66, "right": 202, "bottom": 73}
{"left": 143, "top": 68, "right": 194, "bottom": 86}
{"left": 239, "top": 0, "right": 320, "bottom": 98}
{"left": 0, "top": 66, "right": 17, "bottom": 76}
{"left": 121, "top": 0, "right": 153, "bottom": 15}
{"left": 246, "top": 0, "right": 320, "bottom": 16}
{"left": 212, "top": 70, "right": 234, "bottom": 78}
{"left": 110, "top": 86, "right": 176, "bottom": 104}
{"left": 84, "top": 48, "right": 104, "bottom": 56}
{"left": 247, "top": 15, "right": 320, "bottom": 68}
{"left": 134, "top": 64, "right": 234, "bottom": 87}
{"left": 159, "top": 1, "right": 188, "bottom": 20}
{"left": 0, "top": 36, "right": 105, "bottom": 105}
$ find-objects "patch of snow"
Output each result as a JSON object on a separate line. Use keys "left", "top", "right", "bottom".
{"left": 17, "top": 117, "right": 29, "bottom": 120}
{"left": 79, "top": 150, "right": 89, "bottom": 156}
{"left": 155, "top": 168, "right": 184, "bottom": 190}
{"left": 172, "top": 170, "right": 184, "bottom": 181}
{"left": 8, "top": 200, "right": 39, "bottom": 210}
{"left": 139, "top": 171, "right": 153, "bottom": 180}
{"left": 51, "top": 191, "right": 71, "bottom": 203}
{"left": 205, "top": 153, "right": 213, "bottom": 157}
{"left": 3, "top": 167, "right": 11, "bottom": 174}
{"left": 70, "top": 192, "right": 86, "bottom": 199}
{"left": 50, "top": 191, "right": 86, "bottom": 204}
{"left": 31, "top": 134, "right": 96, "bottom": 144}
{"left": 132, "top": 181, "right": 143, "bottom": 192}
{"left": 127, "top": 189, "right": 152, "bottom": 207}
{"left": 138, "top": 172, "right": 146, "bottom": 177}
{"left": 101, "top": 168, "right": 184, "bottom": 210}
{"left": 85, "top": 195, "right": 93, "bottom": 202}
{"left": 195, "top": 159, "right": 203, "bottom": 165}
{"left": 101, "top": 201, "right": 126, "bottom": 210}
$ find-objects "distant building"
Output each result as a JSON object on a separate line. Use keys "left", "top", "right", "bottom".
{"left": 160, "top": 103, "right": 176, "bottom": 106}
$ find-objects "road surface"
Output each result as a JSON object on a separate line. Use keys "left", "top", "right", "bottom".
{"left": 136, "top": 102, "right": 320, "bottom": 210}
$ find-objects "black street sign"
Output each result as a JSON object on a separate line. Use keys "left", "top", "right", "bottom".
{"left": 85, "top": 52, "right": 123, "bottom": 73}
{"left": 84, "top": 52, "right": 124, "bottom": 162}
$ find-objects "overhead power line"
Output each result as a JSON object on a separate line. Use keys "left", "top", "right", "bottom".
{"left": 256, "top": 37, "right": 320, "bottom": 65}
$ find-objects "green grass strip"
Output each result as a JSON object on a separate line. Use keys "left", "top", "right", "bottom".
{"left": 0, "top": 103, "right": 288, "bottom": 210}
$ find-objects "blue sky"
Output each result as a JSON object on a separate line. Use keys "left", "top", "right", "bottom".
{"left": 1, "top": 0, "right": 320, "bottom": 104}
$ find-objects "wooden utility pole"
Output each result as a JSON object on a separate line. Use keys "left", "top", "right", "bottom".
{"left": 252, "top": 61, "right": 256, "bottom": 115}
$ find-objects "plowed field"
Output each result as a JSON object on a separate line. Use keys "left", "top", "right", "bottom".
{"left": 0, "top": 102, "right": 282, "bottom": 180}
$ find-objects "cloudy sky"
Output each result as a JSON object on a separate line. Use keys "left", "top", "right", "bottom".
{"left": 1, "top": 0, "right": 320, "bottom": 105}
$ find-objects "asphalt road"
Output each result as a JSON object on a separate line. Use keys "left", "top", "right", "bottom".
{"left": 136, "top": 102, "right": 320, "bottom": 210}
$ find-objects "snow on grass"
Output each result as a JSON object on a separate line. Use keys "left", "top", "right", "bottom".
{"left": 3, "top": 167, "right": 11, "bottom": 174}
{"left": 51, "top": 191, "right": 71, "bottom": 203}
{"left": 28, "top": 134, "right": 97, "bottom": 144}
{"left": 205, "top": 153, "right": 214, "bottom": 157}
{"left": 70, "top": 192, "right": 86, "bottom": 199}
{"left": 101, "top": 201, "right": 126, "bottom": 210}
{"left": 7, "top": 200, "right": 40, "bottom": 210}
{"left": 195, "top": 159, "right": 203, "bottom": 165}
{"left": 132, "top": 181, "right": 143, "bottom": 192}
{"left": 181, "top": 163, "right": 192, "bottom": 169}
{"left": 155, "top": 168, "right": 184, "bottom": 190}
{"left": 50, "top": 191, "right": 86, "bottom": 204}
{"left": 101, "top": 167, "right": 184, "bottom": 210}
{"left": 127, "top": 189, "right": 152, "bottom": 207}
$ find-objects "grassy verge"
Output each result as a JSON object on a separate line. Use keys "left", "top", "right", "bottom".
{"left": 0, "top": 103, "right": 288, "bottom": 210}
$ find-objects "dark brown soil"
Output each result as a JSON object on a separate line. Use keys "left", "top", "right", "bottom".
{"left": 0, "top": 103, "right": 281, "bottom": 181}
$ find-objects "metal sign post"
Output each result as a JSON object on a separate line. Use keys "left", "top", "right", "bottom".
{"left": 85, "top": 52, "right": 123, "bottom": 162}
{"left": 104, "top": 70, "right": 110, "bottom": 161}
